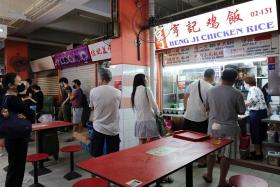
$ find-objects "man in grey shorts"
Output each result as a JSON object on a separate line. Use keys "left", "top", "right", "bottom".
{"left": 203, "top": 69, "right": 246, "bottom": 187}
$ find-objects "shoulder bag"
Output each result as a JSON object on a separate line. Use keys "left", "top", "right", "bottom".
{"left": 145, "top": 88, "right": 167, "bottom": 137}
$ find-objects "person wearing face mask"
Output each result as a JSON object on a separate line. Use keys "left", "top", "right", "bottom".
{"left": 27, "top": 84, "right": 44, "bottom": 120}
{"left": 1, "top": 73, "right": 35, "bottom": 187}
{"left": 244, "top": 76, "right": 267, "bottom": 160}
{"left": 58, "top": 77, "right": 72, "bottom": 122}
{"left": 69, "top": 79, "right": 83, "bottom": 129}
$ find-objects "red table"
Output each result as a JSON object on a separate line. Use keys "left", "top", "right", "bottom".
{"left": 31, "top": 121, "right": 77, "bottom": 176}
{"left": 32, "top": 121, "right": 76, "bottom": 132}
{"left": 77, "top": 136, "right": 232, "bottom": 187}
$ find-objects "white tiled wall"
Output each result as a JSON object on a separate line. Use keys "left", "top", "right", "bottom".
{"left": 110, "top": 64, "right": 150, "bottom": 149}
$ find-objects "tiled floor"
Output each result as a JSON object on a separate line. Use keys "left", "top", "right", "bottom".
{"left": 0, "top": 133, "right": 279, "bottom": 187}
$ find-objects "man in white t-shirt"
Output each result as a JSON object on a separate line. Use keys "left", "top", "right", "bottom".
{"left": 89, "top": 68, "right": 121, "bottom": 157}
{"left": 183, "top": 69, "right": 215, "bottom": 167}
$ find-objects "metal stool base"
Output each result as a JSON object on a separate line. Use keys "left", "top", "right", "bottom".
{"left": 64, "top": 171, "right": 81, "bottom": 180}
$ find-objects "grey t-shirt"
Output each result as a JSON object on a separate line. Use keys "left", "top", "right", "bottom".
{"left": 205, "top": 85, "right": 246, "bottom": 128}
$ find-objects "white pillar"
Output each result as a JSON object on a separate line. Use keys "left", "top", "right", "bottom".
{"left": 149, "top": 0, "right": 156, "bottom": 97}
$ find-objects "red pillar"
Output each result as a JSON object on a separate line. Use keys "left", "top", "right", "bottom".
{"left": 111, "top": 0, "right": 150, "bottom": 66}
{"left": 4, "top": 40, "right": 29, "bottom": 79}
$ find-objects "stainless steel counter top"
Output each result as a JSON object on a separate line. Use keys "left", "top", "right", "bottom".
{"left": 262, "top": 115, "right": 280, "bottom": 123}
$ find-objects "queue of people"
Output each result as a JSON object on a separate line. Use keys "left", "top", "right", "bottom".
{"left": 0, "top": 67, "right": 271, "bottom": 187}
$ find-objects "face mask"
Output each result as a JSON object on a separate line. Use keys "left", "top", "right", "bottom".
{"left": 244, "top": 83, "right": 250, "bottom": 90}
{"left": 17, "top": 83, "right": 26, "bottom": 93}
{"left": 72, "top": 85, "right": 77, "bottom": 89}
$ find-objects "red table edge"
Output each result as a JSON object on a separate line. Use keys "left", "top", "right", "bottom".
{"left": 76, "top": 138, "right": 233, "bottom": 187}
{"left": 32, "top": 121, "right": 78, "bottom": 131}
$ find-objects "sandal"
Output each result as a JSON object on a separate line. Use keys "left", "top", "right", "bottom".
{"left": 202, "top": 175, "right": 212, "bottom": 183}
{"left": 159, "top": 177, "right": 174, "bottom": 184}
{"left": 154, "top": 183, "right": 163, "bottom": 187}
{"left": 197, "top": 163, "right": 207, "bottom": 168}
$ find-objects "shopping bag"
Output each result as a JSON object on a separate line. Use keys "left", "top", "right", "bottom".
{"left": 155, "top": 114, "right": 167, "bottom": 137}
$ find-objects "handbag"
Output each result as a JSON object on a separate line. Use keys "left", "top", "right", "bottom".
{"left": 145, "top": 88, "right": 167, "bottom": 137}
{"left": 154, "top": 113, "right": 167, "bottom": 137}
{"left": 0, "top": 96, "right": 32, "bottom": 139}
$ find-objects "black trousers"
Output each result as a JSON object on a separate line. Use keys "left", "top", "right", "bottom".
{"left": 91, "top": 129, "right": 120, "bottom": 157}
{"left": 184, "top": 118, "right": 208, "bottom": 134}
{"left": 5, "top": 138, "right": 29, "bottom": 187}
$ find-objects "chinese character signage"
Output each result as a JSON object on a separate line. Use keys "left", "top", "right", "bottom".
{"left": 155, "top": 0, "right": 278, "bottom": 50}
{"left": 88, "top": 39, "right": 111, "bottom": 62}
{"left": 162, "top": 33, "right": 279, "bottom": 66}
{"left": 52, "top": 45, "right": 91, "bottom": 69}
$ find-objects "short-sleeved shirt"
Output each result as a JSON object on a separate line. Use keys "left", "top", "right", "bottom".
{"left": 206, "top": 85, "right": 246, "bottom": 127}
{"left": 71, "top": 88, "right": 83, "bottom": 108}
{"left": 247, "top": 86, "right": 267, "bottom": 111}
{"left": 89, "top": 85, "right": 121, "bottom": 136}
{"left": 60, "top": 85, "right": 72, "bottom": 105}
{"left": 184, "top": 80, "right": 212, "bottom": 122}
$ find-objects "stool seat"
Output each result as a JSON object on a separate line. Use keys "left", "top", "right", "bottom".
{"left": 61, "top": 145, "right": 82, "bottom": 153}
{"left": 73, "top": 178, "right": 109, "bottom": 187}
{"left": 229, "top": 175, "right": 268, "bottom": 187}
{"left": 27, "top": 153, "right": 49, "bottom": 162}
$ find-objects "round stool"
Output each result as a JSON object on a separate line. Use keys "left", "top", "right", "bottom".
{"left": 229, "top": 175, "right": 269, "bottom": 187}
{"left": 26, "top": 153, "right": 49, "bottom": 187}
{"left": 73, "top": 178, "right": 109, "bottom": 187}
{"left": 60, "top": 145, "right": 82, "bottom": 180}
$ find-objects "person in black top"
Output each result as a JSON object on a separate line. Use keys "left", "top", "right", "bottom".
{"left": 25, "top": 78, "right": 34, "bottom": 97}
{"left": 0, "top": 83, "right": 5, "bottom": 108}
{"left": 31, "top": 84, "right": 44, "bottom": 119}
{"left": 58, "top": 77, "right": 72, "bottom": 122}
{"left": 31, "top": 85, "right": 44, "bottom": 111}
{"left": 2, "top": 73, "right": 35, "bottom": 187}
{"left": 0, "top": 82, "right": 6, "bottom": 156}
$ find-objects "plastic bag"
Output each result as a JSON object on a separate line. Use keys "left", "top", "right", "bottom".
{"left": 38, "top": 114, "right": 53, "bottom": 123}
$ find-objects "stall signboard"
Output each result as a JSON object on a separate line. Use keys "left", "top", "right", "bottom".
{"left": 88, "top": 39, "right": 111, "bottom": 62}
{"left": 155, "top": 0, "right": 278, "bottom": 50}
{"left": 162, "top": 33, "right": 279, "bottom": 66}
{"left": 30, "top": 56, "right": 55, "bottom": 72}
{"left": 52, "top": 45, "right": 91, "bottom": 69}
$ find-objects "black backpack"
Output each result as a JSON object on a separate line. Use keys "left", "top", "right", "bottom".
{"left": 80, "top": 89, "right": 89, "bottom": 108}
